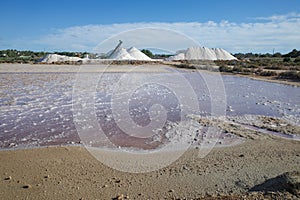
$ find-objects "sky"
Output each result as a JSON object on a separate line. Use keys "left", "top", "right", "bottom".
{"left": 0, "top": 0, "right": 300, "bottom": 53}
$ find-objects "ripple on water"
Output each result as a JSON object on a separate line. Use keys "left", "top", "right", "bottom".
{"left": 0, "top": 71, "right": 299, "bottom": 150}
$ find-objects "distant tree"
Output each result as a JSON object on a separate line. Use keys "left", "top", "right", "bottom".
{"left": 283, "top": 49, "right": 300, "bottom": 58}
{"left": 272, "top": 52, "right": 282, "bottom": 57}
{"left": 233, "top": 53, "right": 244, "bottom": 59}
{"left": 141, "top": 49, "right": 154, "bottom": 58}
{"left": 152, "top": 54, "right": 173, "bottom": 59}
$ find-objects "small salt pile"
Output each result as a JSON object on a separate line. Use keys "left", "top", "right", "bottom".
{"left": 40, "top": 54, "right": 82, "bottom": 63}
{"left": 108, "top": 47, "right": 152, "bottom": 60}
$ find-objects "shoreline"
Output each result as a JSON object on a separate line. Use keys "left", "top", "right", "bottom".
{"left": 187, "top": 68, "right": 300, "bottom": 87}
{"left": 1, "top": 113, "right": 299, "bottom": 153}
{"left": 3, "top": 112, "right": 300, "bottom": 152}
{"left": 223, "top": 72, "right": 300, "bottom": 87}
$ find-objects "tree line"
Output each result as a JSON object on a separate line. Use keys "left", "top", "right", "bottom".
{"left": 233, "top": 49, "right": 300, "bottom": 59}
{"left": 0, "top": 48, "right": 299, "bottom": 63}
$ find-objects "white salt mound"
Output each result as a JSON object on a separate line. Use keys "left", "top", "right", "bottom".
{"left": 169, "top": 52, "right": 185, "bottom": 60}
{"left": 108, "top": 47, "right": 152, "bottom": 60}
{"left": 127, "top": 47, "right": 152, "bottom": 60}
{"left": 109, "top": 48, "right": 135, "bottom": 60}
{"left": 185, "top": 47, "right": 216, "bottom": 60}
{"left": 168, "top": 47, "right": 237, "bottom": 61}
{"left": 214, "top": 48, "right": 237, "bottom": 60}
{"left": 41, "top": 54, "right": 82, "bottom": 63}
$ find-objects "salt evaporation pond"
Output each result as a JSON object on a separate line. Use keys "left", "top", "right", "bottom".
{"left": 0, "top": 67, "right": 299, "bottom": 150}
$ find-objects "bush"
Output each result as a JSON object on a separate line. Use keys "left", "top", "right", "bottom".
{"left": 278, "top": 71, "right": 300, "bottom": 80}
{"left": 232, "top": 66, "right": 244, "bottom": 72}
{"left": 283, "top": 57, "right": 291, "bottom": 62}
{"left": 248, "top": 65, "right": 258, "bottom": 69}
{"left": 219, "top": 66, "right": 233, "bottom": 72}
{"left": 289, "top": 66, "right": 300, "bottom": 70}
{"left": 259, "top": 71, "right": 277, "bottom": 76}
{"left": 264, "top": 65, "right": 284, "bottom": 70}
{"left": 272, "top": 52, "right": 282, "bottom": 57}
{"left": 294, "top": 58, "right": 300, "bottom": 63}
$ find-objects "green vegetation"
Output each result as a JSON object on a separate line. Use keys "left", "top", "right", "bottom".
{"left": 259, "top": 71, "right": 278, "bottom": 76}
{"left": 0, "top": 49, "right": 93, "bottom": 63}
{"left": 294, "top": 58, "right": 300, "bottom": 63}
{"left": 215, "top": 49, "right": 300, "bottom": 81}
{"left": 216, "top": 59, "right": 300, "bottom": 81}
{"left": 283, "top": 49, "right": 300, "bottom": 58}
{"left": 278, "top": 71, "right": 300, "bottom": 80}
{"left": 0, "top": 49, "right": 48, "bottom": 63}
{"left": 233, "top": 49, "right": 300, "bottom": 59}
{"left": 53, "top": 51, "right": 90, "bottom": 58}
{"left": 141, "top": 49, "right": 154, "bottom": 58}
{"left": 141, "top": 49, "right": 174, "bottom": 59}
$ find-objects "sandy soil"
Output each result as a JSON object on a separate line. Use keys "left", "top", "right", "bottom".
{"left": 0, "top": 134, "right": 299, "bottom": 199}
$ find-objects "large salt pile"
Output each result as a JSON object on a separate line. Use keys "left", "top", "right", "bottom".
{"left": 41, "top": 54, "right": 82, "bottom": 63}
{"left": 168, "top": 47, "right": 237, "bottom": 61}
{"left": 214, "top": 48, "right": 237, "bottom": 60}
{"left": 127, "top": 47, "right": 152, "bottom": 60}
{"left": 109, "top": 48, "right": 135, "bottom": 60}
{"left": 108, "top": 47, "right": 152, "bottom": 60}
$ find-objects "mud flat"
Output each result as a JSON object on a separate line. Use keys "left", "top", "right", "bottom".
{"left": 0, "top": 131, "right": 299, "bottom": 199}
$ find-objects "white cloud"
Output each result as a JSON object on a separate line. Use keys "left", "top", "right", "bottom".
{"left": 35, "top": 12, "right": 300, "bottom": 53}
{"left": 254, "top": 12, "right": 300, "bottom": 22}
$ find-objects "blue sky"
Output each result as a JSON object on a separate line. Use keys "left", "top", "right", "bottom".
{"left": 1, "top": 0, "right": 300, "bottom": 53}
